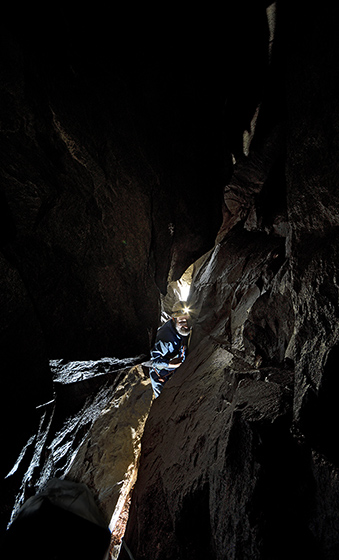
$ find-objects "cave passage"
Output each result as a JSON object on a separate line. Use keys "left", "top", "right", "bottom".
{"left": 4, "top": 3, "right": 339, "bottom": 559}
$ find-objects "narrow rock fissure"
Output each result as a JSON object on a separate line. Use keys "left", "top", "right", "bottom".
{"left": 3, "top": 4, "right": 339, "bottom": 559}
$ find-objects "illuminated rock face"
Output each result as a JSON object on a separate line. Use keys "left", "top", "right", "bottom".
{"left": 3, "top": 3, "right": 339, "bottom": 559}
{"left": 66, "top": 364, "right": 153, "bottom": 530}
{"left": 5, "top": 358, "right": 153, "bottom": 538}
{"left": 120, "top": 200, "right": 339, "bottom": 557}
{"left": 0, "top": 11, "right": 231, "bottom": 525}
{"left": 120, "top": 231, "right": 301, "bottom": 559}
{"left": 120, "top": 5, "right": 339, "bottom": 560}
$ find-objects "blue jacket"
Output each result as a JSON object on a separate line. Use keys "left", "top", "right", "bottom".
{"left": 150, "top": 319, "right": 188, "bottom": 378}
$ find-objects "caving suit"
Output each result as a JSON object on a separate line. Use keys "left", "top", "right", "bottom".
{"left": 149, "top": 319, "right": 189, "bottom": 398}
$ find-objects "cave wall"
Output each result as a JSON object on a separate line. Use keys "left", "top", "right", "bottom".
{"left": 284, "top": 3, "right": 339, "bottom": 442}
{"left": 5, "top": 2, "right": 339, "bottom": 558}
{"left": 120, "top": 3, "right": 339, "bottom": 559}
{"left": 0, "top": 4, "right": 263, "bottom": 374}
{"left": 0, "top": 4, "right": 270, "bottom": 540}
{"left": 0, "top": 20, "right": 161, "bottom": 363}
{"left": 0, "top": 17, "right": 160, "bottom": 523}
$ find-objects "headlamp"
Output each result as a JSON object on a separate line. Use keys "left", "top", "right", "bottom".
{"left": 171, "top": 300, "right": 191, "bottom": 317}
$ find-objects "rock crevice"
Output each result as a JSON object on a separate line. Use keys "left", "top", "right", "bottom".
{"left": 2, "top": 3, "right": 339, "bottom": 559}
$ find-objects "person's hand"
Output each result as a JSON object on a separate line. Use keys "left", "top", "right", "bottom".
{"left": 168, "top": 357, "right": 182, "bottom": 369}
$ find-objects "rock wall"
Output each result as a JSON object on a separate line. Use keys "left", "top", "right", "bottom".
{"left": 120, "top": 4, "right": 339, "bottom": 559}
{"left": 120, "top": 228, "right": 301, "bottom": 560}
{"left": 4, "top": 3, "right": 339, "bottom": 558}
{"left": 0, "top": 3, "right": 270, "bottom": 537}
{"left": 5, "top": 357, "right": 153, "bottom": 532}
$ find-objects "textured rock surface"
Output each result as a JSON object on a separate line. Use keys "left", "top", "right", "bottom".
{"left": 120, "top": 4, "right": 339, "bottom": 560}
{"left": 3, "top": 3, "right": 339, "bottom": 559}
{"left": 121, "top": 352, "right": 300, "bottom": 559}
{"left": 0, "top": 4, "right": 271, "bottom": 537}
{"left": 120, "top": 222, "right": 339, "bottom": 558}
{"left": 67, "top": 364, "right": 153, "bottom": 528}
{"left": 6, "top": 357, "right": 153, "bottom": 537}
{"left": 120, "top": 229, "right": 301, "bottom": 560}
{"left": 0, "top": 23, "right": 160, "bottom": 361}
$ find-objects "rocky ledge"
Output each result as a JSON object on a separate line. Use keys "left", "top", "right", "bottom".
{"left": 6, "top": 355, "right": 153, "bottom": 549}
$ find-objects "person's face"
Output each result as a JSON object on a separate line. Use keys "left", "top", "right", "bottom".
{"left": 175, "top": 314, "right": 190, "bottom": 336}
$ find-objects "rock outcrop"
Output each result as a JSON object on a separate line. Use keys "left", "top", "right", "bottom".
{"left": 5, "top": 357, "right": 153, "bottom": 534}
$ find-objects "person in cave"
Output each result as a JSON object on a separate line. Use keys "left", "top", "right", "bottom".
{"left": 148, "top": 301, "right": 192, "bottom": 398}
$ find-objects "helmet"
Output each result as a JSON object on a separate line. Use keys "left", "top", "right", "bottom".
{"left": 172, "top": 301, "right": 191, "bottom": 317}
